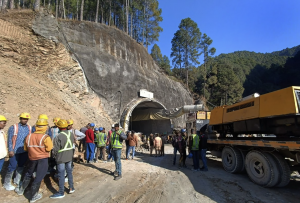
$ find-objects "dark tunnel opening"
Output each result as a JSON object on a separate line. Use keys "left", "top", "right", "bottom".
{"left": 129, "top": 101, "right": 172, "bottom": 135}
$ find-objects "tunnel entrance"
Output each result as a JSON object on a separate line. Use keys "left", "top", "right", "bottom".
{"left": 128, "top": 101, "right": 172, "bottom": 135}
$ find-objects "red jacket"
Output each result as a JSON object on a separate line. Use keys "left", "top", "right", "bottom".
{"left": 85, "top": 129, "right": 94, "bottom": 143}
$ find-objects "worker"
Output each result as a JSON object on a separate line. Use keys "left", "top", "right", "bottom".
{"left": 149, "top": 133, "right": 154, "bottom": 157}
{"left": 15, "top": 119, "right": 53, "bottom": 202}
{"left": 106, "top": 125, "right": 115, "bottom": 162}
{"left": 127, "top": 131, "right": 138, "bottom": 160}
{"left": 32, "top": 114, "right": 52, "bottom": 138}
{"left": 172, "top": 131, "right": 180, "bottom": 166}
{"left": 79, "top": 123, "right": 89, "bottom": 152}
{"left": 189, "top": 129, "right": 200, "bottom": 171}
{"left": 95, "top": 127, "right": 107, "bottom": 163}
{"left": 199, "top": 126, "right": 208, "bottom": 171}
{"left": 51, "top": 117, "right": 60, "bottom": 140}
{"left": 0, "top": 115, "right": 7, "bottom": 173}
{"left": 154, "top": 133, "right": 162, "bottom": 157}
{"left": 3, "top": 112, "right": 31, "bottom": 191}
{"left": 67, "top": 119, "right": 85, "bottom": 151}
{"left": 179, "top": 129, "right": 187, "bottom": 168}
{"left": 125, "top": 131, "right": 131, "bottom": 160}
{"left": 50, "top": 119, "right": 75, "bottom": 199}
{"left": 161, "top": 134, "right": 167, "bottom": 156}
{"left": 110, "top": 123, "right": 127, "bottom": 180}
{"left": 85, "top": 123, "right": 95, "bottom": 164}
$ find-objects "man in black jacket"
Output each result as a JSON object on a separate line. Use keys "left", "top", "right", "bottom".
{"left": 199, "top": 126, "right": 208, "bottom": 171}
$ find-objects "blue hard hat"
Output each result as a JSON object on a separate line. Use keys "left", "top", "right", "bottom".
{"left": 90, "top": 123, "right": 95, "bottom": 127}
{"left": 99, "top": 127, "right": 103, "bottom": 131}
{"left": 181, "top": 129, "right": 186, "bottom": 133}
{"left": 94, "top": 128, "right": 99, "bottom": 131}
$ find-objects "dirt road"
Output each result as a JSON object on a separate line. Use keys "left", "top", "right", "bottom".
{"left": 1, "top": 144, "right": 300, "bottom": 203}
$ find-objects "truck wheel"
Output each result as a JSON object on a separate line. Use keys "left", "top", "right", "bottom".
{"left": 239, "top": 149, "right": 247, "bottom": 173}
{"left": 222, "top": 146, "right": 244, "bottom": 173}
{"left": 245, "top": 150, "right": 280, "bottom": 187}
{"left": 268, "top": 152, "right": 291, "bottom": 187}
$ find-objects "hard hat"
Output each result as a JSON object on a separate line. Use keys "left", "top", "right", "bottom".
{"left": 53, "top": 117, "right": 60, "bottom": 124}
{"left": 95, "top": 128, "right": 99, "bottom": 131}
{"left": 99, "top": 127, "right": 103, "bottom": 131}
{"left": 38, "top": 114, "right": 48, "bottom": 120}
{"left": 56, "top": 119, "right": 68, "bottom": 128}
{"left": 36, "top": 118, "right": 48, "bottom": 126}
{"left": 181, "top": 129, "right": 186, "bottom": 133}
{"left": 0, "top": 115, "right": 7, "bottom": 121}
{"left": 111, "top": 124, "right": 115, "bottom": 128}
{"left": 67, "top": 119, "right": 74, "bottom": 125}
{"left": 20, "top": 112, "right": 31, "bottom": 119}
{"left": 90, "top": 123, "right": 95, "bottom": 127}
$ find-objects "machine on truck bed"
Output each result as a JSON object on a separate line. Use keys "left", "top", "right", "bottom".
{"left": 207, "top": 86, "right": 300, "bottom": 187}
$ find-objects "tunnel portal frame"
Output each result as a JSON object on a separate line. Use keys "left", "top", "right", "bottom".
{"left": 120, "top": 98, "right": 167, "bottom": 132}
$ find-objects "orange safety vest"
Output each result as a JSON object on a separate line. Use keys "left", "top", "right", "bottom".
{"left": 26, "top": 133, "right": 49, "bottom": 160}
{"left": 12, "top": 123, "right": 32, "bottom": 150}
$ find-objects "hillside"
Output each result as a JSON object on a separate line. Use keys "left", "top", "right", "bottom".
{"left": 213, "top": 45, "right": 300, "bottom": 96}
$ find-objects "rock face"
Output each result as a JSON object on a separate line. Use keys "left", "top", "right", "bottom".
{"left": 33, "top": 12, "right": 193, "bottom": 130}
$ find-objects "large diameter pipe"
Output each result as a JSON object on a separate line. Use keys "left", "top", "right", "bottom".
{"left": 182, "top": 104, "right": 204, "bottom": 113}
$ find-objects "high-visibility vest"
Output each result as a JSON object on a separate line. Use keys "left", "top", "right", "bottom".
{"left": 12, "top": 123, "right": 32, "bottom": 150}
{"left": 96, "top": 132, "right": 106, "bottom": 147}
{"left": 110, "top": 130, "right": 123, "bottom": 149}
{"left": 192, "top": 134, "right": 199, "bottom": 150}
{"left": 58, "top": 131, "right": 73, "bottom": 153}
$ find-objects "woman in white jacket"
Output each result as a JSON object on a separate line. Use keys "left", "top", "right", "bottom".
{"left": 0, "top": 115, "right": 7, "bottom": 172}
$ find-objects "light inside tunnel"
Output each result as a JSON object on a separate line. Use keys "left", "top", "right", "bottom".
{"left": 128, "top": 101, "right": 172, "bottom": 135}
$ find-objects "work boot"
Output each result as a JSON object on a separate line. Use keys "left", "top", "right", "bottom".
{"left": 14, "top": 167, "right": 24, "bottom": 186}
{"left": 3, "top": 171, "right": 16, "bottom": 191}
{"left": 114, "top": 175, "right": 122, "bottom": 181}
{"left": 113, "top": 171, "right": 118, "bottom": 176}
{"left": 30, "top": 182, "right": 42, "bottom": 203}
{"left": 15, "top": 176, "right": 31, "bottom": 195}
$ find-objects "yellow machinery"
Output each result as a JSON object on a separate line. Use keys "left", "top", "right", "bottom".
{"left": 209, "top": 86, "right": 300, "bottom": 137}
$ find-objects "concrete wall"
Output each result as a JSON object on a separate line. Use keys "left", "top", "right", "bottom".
{"left": 32, "top": 12, "right": 193, "bottom": 128}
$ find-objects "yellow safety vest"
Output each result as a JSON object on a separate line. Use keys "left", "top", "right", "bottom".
{"left": 111, "top": 130, "right": 123, "bottom": 149}
{"left": 192, "top": 134, "right": 199, "bottom": 150}
{"left": 58, "top": 131, "right": 73, "bottom": 153}
{"left": 96, "top": 132, "right": 106, "bottom": 147}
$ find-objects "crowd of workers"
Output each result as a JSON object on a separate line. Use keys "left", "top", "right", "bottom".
{"left": 0, "top": 113, "right": 128, "bottom": 202}
{"left": 0, "top": 113, "right": 208, "bottom": 202}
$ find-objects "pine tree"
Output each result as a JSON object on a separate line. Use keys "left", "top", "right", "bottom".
{"left": 171, "top": 18, "right": 202, "bottom": 88}
{"left": 200, "top": 33, "right": 216, "bottom": 69}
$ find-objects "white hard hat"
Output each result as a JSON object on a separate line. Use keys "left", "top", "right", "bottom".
{"left": 112, "top": 124, "right": 115, "bottom": 128}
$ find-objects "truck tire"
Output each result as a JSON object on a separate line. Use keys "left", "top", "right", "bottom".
{"left": 245, "top": 150, "right": 280, "bottom": 187}
{"left": 222, "top": 146, "right": 244, "bottom": 173}
{"left": 239, "top": 149, "right": 247, "bottom": 173}
{"left": 268, "top": 152, "right": 291, "bottom": 187}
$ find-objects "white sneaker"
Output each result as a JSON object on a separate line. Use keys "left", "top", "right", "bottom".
{"left": 4, "top": 184, "right": 16, "bottom": 191}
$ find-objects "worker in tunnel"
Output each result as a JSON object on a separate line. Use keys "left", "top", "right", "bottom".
{"left": 110, "top": 124, "right": 127, "bottom": 180}
{"left": 179, "top": 129, "right": 187, "bottom": 168}
{"left": 199, "top": 125, "right": 208, "bottom": 171}
{"left": 172, "top": 130, "right": 180, "bottom": 166}
{"left": 149, "top": 133, "right": 154, "bottom": 157}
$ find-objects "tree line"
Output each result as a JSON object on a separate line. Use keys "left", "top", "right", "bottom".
{"left": 0, "top": 0, "right": 163, "bottom": 50}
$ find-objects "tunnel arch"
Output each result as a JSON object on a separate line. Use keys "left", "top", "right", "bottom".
{"left": 120, "top": 98, "right": 171, "bottom": 134}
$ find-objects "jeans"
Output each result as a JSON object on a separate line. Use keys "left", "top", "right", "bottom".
{"left": 192, "top": 150, "right": 200, "bottom": 169}
{"left": 57, "top": 161, "right": 73, "bottom": 194}
{"left": 86, "top": 143, "right": 95, "bottom": 162}
{"left": 126, "top": 145, "right": 129, "bottom": 159}
{"left": 25, "top": 158, "right": 48, "bottom": 183}
{"left": 173, "top": 147, "right": 179, "bottom": 164}
{"left": 96, "top": 147, "right": 107, "bottom": 161}
{"left": 0, "top": 158, "right": 4, "bottom": 172}
{"left": 107, "top": 146, "right": 114, "bottom": 161}
{"left": 111, "top": 149, "right": 122, "bottom": 175}
{"left": 200, "top": 149, "right": 208, "bottom": 169}
{"left": 127, "top": 146, "right": 135, "bottom": 159}
{"left": 8, "top": 152, "right": 28, "bottom": 172}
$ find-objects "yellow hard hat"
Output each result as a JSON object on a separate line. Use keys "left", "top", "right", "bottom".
{"left": 38, "top": 114, "right": 48, "bottom": 120}
{"left": 20, "top": 112, "right": 31, "bottom": 119}
{"left": 56, "top": 119, "right": 68, "bottom": 128}
{"left": 0, "top": 115, "right": 7, "bottom": 121}
{"left": 36, "top": 118, "right": 48, "bottom": 126}
{"left": 67, "top": 119, "right": 74, "bottom": 125}
{"left": 53, "top": 117, "right": 60, "bottom": 124}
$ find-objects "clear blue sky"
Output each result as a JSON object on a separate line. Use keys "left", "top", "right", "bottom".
{"left": 151, "top": 0, "right": 300, "bottom": 64}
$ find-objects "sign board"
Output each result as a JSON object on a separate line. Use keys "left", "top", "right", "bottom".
{"left": 139, "top": 89, "right": 154, "bottom": 99}
{"left": 207, "top": 112, "right": 211, "bottom": 119}
{"left": 197, "top": 111, "right": 206, "bottom": 120}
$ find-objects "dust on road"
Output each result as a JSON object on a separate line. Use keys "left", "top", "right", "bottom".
{"left": 2, "top": 144, "right": 300, "bottom": 203}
